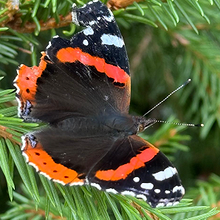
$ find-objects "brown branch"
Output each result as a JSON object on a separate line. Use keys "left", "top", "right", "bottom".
{"left": 25, "top": 208, "right": 66, "bottom": 220}
{"left": 7, "top": 13, "right": 72, "bottom": 33}
{"left": 131, "top": 202, "right": 159, "bottom": 219}
{"left": 172, "top": 33, "right": 190, "bottom": 47}
{"left": 0, "top": 0, "right": 19, "bottom": 28}
{"left": 1, "top": 0, "right": 72, "bottom": 34}
{"left": 107, "top": 0, "right": 143, "bottom": 9}
{"left": 5, "top": 0, "right": 139, "bottom": 34}
{"left": 5, "top": 0, "right": 142, "bottom": 34}
{"left": 0, "top": 125, "right": 21, "bottom": 145}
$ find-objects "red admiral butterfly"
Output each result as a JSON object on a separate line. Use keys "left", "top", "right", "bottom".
{"left": 14, "top": 0, "right": 184, "bottom": 208}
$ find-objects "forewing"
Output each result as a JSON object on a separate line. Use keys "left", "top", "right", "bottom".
{"left": 14, "top": 1, "right": 130, "bottom": 123}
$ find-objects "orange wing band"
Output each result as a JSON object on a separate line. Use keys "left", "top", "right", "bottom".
{"left": 95, "top": 143, "right": 159, "bottom": 181}
{"left": 57, "top": 47, "right": 130, "bottom": 84}
{"left": 23, "top": 137, "right": 84, "bottom": 185}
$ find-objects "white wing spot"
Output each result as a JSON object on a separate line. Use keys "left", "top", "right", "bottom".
{"left": 140, "top": 183, "right": 154, "bottom": 190}
{"left": 46, "top": 41, "right": 52, "bottom": 50}
{"left": 83, "top": 39, "right": 89, "bottom": 46}
{"left": 103, "top": 9, "right": 114, "bottom": 22}
{"left": 136, "top": 194, "right": 147, "bottom": 201}
{"left": 154, "top": 189, "right": 161, "bottom": 194}
{"left": 72, "top": 10, "right": 79, "bottom": 26}
{"left": 121, "top": 191, "right": 136, "bottom": 197}
{"left": 91, "top": 183, "right": 102, "bottom": 190}
{"left": 101, "top": 34, "right": 124, "bottom": 48}
{"left": 156, "top": 203, "right": 165, "bottom": 208}
{"left": 172, "top": 185, "right": 185, "bottom": 195}
{"left": 165, "top": 190, "right": 170, "bottom": 194}
{"left": 103, "top": 15, "right": 114, "bottom": 22}
{"left": 89, "top": 20, "right": 96, "bottom": 26}
{"left": 133, "top": 177, "right": 140, "bottom": 183}
{"left": 83, "top": 27, "right": 94, "bottom": 36}
{"left": 107, "top": 9, "right": 114, "bottom": 21}
{"left": 173, "top": 201, "right": 180, "bottom": 206}
{"left": 53, "top": 35, "right": 59, "bottom": 38}
{"left": 152, "top": 166, "right": 177, "bottom": 181}
{"left": 106, "top": 188, "right": 118, "bottom": 194}
{"left": 166, "top": 202, "right": 173, "bottom": 207}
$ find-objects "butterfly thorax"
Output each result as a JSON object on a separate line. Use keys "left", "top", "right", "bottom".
{"left": 54, "top": 114, "right": 156, "bottom": 137}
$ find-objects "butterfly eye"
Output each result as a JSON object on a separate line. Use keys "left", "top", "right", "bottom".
{"left": 138, "top": 124, "right": 144, "bottom": 133}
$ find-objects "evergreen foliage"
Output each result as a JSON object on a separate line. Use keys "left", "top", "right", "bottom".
{"left": 0, "top": 0, "right": 220, "bottom": 219}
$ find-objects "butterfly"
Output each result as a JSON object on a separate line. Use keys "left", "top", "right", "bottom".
{"left": 14, "top": 0, "right": 184, "bottom": 208}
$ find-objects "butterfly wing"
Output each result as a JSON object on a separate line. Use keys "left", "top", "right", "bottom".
{"left": 22, "top": 128, "right": 184, "bottom": 207}
{"left": 88, "top": 135, "right": 185, "bottom": 208}
{"left": 14, "top": 0, "right": 130, "bottom": 123}
{"left": 21, "top": 128, "right": 115, "bottom": 185}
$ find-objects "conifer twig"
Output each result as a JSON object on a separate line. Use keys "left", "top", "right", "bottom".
{"left": 7, "top": 13, "right": 72, "bottom": 33}
{"left": 0, "top": 0, "right": 19, "bottom": 28}
{"left": 107, "top": 0, "right": 143, "bottom": 9}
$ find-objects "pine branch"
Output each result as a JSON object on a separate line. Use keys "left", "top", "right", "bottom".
{"left": 0, "top": 0, "right": 219, "bottom": 35}
{"left": 107, "top": 0, "right": 143, "bottom": 9}
{"left": 7, "top": 13, "right": 72, "bottom": 33}
{"left": 0, "top": 0, "right": 19, "bottom": 28}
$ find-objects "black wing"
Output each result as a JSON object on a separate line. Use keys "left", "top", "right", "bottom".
{"left": 15, "top": 0, "right": 130, "bottom": 123}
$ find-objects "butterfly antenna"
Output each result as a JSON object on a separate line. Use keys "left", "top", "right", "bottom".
{"left": 143, "top": 78, "right": 191, "bottom": 117}
{"left": 155, "top": 120, "right": 204, "bottom": 127}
